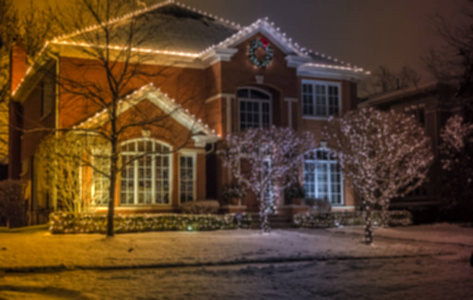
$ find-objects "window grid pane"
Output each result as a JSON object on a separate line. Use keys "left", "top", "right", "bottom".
{"left": 238, "top": 88, "right": 271, "bottom": 130}
{"left": 315, "top": 85, "right": 326, "bottom": 116}
{"left": 303, "top": 149, "right": 343, "bottom": 205}
{"left": 302, "top": 84, "right": 314, "bottom": 115}
{"left": 180, "top": 156, "right": 194, "bottom": 203}
{"left": 92, "top": 155, "right": 110, "bottom": 206}
{"left": 328, "top": 86, "right": 339, "bottom": 116}
{"left": 120, "top": 140, "right": 171, "bottom": 205}
{"left": 302, "top": 82, "right": 340, "bottom": 117}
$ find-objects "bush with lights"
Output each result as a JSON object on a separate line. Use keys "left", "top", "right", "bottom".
{"left": 294, "top": 210, "right": 412, "bottom": 229}
{"left": 49, "top": 212, "right": 252, "bottom": 234}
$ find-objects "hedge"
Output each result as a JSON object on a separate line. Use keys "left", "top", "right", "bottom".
{"left": 294, "top": 210, "right": 412, "bottom": 228}
{"left": 49, "top": 212, "right": 252, "bottom": 234}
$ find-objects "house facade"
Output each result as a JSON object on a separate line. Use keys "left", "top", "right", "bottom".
{"left": 9, "top": 1, "right": 368, "bottom": 224}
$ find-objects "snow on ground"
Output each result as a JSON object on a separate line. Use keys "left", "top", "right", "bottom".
{"left": 0, "top": 225, "right": 463, "bottom": 270}
{"left": 330, "top": 223, "right": 473, "bottom": 246}
{"left": 0, "top": 224, "right": 472, "bottom": 299}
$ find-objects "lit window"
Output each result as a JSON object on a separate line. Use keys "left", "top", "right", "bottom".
{"left": 92, "top": 153, "right": 110, "bottom": 205}
{"left": 303, "top": 149, "right": 343, "bottom": 205}
{"left": 179, "top": 155, "right": 195, "bottom": 203}
{"left": 238, "top": 87, "right": 271, "bottom": 130}
{"left": 120, "top": 139, "right": 171, "bottom": 205}
{"left": 302, "top": 80, "right": 340, "bottom": 118}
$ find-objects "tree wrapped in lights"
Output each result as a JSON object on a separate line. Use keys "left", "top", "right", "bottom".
{"left": 222, "top": 126, "right": 316, "bottom": 233}
{"left": 439, "top": 115, "right": 473, "bottom": 220}
{"left": 36, "top": 133, "right": 109, "bottom": 214}
{"left": 325, "top": 108, "right": 433, "bottom": 244}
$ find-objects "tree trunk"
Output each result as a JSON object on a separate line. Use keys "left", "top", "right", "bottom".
{"left": 259, "top": 189, "right": 270, "bottom": 233}
{"left": 363, "top": 202, "right": 373, "bottom": 245}
{"left": 380, "top": 200, "right": 390, "bottom": 228}
{"left": 107, "top": 108, "right": 118, "bottom": 237}
{"left": 107, "top": 157, "right": 116, "bottom": 237}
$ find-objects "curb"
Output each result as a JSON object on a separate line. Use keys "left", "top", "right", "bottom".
{"left": 0, "top": 252, "right": 455, "bottom": 275}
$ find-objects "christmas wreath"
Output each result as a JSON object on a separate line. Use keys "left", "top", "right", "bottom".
{"left": 248, "top": 37, "right": 273, "bottom": 68}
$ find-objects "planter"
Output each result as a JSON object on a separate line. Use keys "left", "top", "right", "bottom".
{"left": 292, "top": 198, "right": 303, "bottom": 205}
{"left": 231, "top": 198, "right": 241, "bottom": 206}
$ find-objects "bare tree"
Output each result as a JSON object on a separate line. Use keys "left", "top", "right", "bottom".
{"left": 0, "top": 0, "right": 19, "bottom": 161}
{"left": 36, "top": 133, "right": 110, "bottom": 214}
{"left": 439, "top": 115, "right": 473, "bottom": 221}
{"left": 324, "top": 108, "right": 433, "bottom": 244}
{"left": 424, "top": 3, "right": 473, "bottom": 113}
{"left": 39, "top": 0, "right": 206, "bottom": 237}
{"left": 359, "top": 65, "right": 421, "bottom": 98}
{"left": 222, "top": 126, "right": 316, "bottom": 233}
{"left": 0, "top": 0, "right": 54, "bottom": 162}
{"left": 424, "top": 2, "right": 473, "bottom": 221}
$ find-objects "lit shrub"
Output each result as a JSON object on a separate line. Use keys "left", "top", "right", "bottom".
{"left": 49, "top": 212, "right": 251, "bottom": 234}
{"left": 294, "top": 210, "right": 412, "bottom": 228}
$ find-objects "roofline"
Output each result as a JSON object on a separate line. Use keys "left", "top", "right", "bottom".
{"left": 12, "top": 1, "right": 370, "bottom": 100}
{"left": 74, "top": 83, "right": 220, "bottom": 141}
{"left": 359, "top": 81, "right": 441, "bottom": 107}
{"left": 52, "top": 0, "right": 241, "bottom": 44}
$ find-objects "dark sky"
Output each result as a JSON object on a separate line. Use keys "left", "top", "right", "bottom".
{"left": 16, "top": 0, "right": 468, "bottom": 82}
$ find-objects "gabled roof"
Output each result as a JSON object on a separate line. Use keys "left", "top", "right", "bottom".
{"left": 359, "top": 81, "right": 442, "bottom": 107}
{"left": 13, "top": 0, "right": 369, "bottom": 98}
{"left": 52, "top": 0, "right": 367, "bottom": 69}
{"left": 58, "top": 2, "right": 239, "bottom": 54}
{"left": 74, "top": 83, "right": 220, "bottom": 145}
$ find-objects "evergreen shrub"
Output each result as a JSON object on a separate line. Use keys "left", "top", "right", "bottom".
{"left": 294, "top": 210, "right": 412, "bottom": 228}
{"left": 49, "top": 212, "right": 252, "bottom": 234}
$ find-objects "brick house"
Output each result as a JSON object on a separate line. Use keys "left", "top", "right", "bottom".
{"left": 9, "top": 1, "right": 368, "bottom": 224}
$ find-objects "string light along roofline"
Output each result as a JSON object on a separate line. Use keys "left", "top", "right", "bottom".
{"left": 51, "top": 0, "right": 241, "bottom": 44}
{"left": 12, "top": 0, "right": 370, "bottom": 96}
{"left": 72, "top": 83, "right": 220, "bottom": 138}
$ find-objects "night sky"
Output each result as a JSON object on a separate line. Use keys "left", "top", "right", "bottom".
{"left": 15, "top": 0, "right": 467, "bottom": 82}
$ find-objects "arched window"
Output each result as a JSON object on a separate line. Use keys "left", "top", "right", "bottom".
{"left": 303, "top": 148, "right": 343, "bottom": 205}
{"left": 120, "top": 139, "right": 171, "bottom": 205}
{"left": 238, "top": 87, "right": 272, "bottom": 130}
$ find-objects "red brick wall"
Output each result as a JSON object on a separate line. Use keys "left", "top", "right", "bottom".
{"left": 18, "top": 33, "right": 359, "bottom": 214}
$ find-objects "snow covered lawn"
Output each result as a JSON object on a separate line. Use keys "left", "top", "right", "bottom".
{"left": 0, "top": 224, "right": 472, "bottom": 299}
{"left": 0, "top": 225, "right": 468, "bottom": 270}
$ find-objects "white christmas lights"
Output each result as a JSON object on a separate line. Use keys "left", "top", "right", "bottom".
{"left": 13, "top": 0, "right": 371, "bottom": 98}
{"left": 72, "top": 83, "right": 218, "bottom": 139}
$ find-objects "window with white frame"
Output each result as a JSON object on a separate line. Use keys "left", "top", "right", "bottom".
{"left": 238, "top": 87, "right": 272, "bottom": 130}
{"left": 302, "top": 80, "right": 340, "bottom": 118}
{"left": 120, "top": 139, "right": 171, "bottom": 205}
{"left": 92, "top": 153, "right": 110, "bottom": 205}
{"left": 303, "top": 148, "right": 343, "bottom": 205}
{"left": 179, "top": 155, "right": 195, "bottom": 203}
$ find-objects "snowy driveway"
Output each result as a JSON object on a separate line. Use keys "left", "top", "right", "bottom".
{"left": 0, "top": 224, "right": 472, "bottom": 299}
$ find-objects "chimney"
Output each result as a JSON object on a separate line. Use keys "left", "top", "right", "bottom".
{"left": 10, "top": 40, "right": 28, "bottom": 94}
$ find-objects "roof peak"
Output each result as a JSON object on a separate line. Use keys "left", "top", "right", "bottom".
{"left": 53, "top": 0, "right": 240, "bottom": 44}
